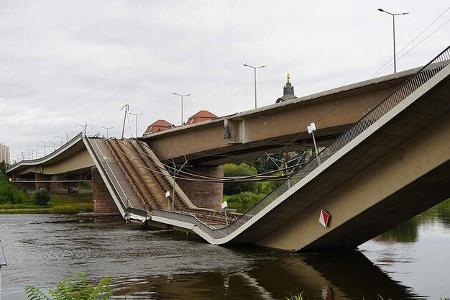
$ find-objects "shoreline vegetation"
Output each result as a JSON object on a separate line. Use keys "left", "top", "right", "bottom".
{"left": 0, "top": 173, "right": 93, "bottom": 214}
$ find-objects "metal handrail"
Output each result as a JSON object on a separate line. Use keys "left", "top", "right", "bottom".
{"left": 161, "top": 46, "right": 450, "bottom": 240}
{"left": 84, "top": 137, "right": 128, "bottom": 214}
{"left": 7, "top": 132, "right": 84, "bottom": 172}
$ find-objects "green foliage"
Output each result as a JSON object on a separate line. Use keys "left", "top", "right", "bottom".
{"left": 223, "top": 162, "right": 283, "bottom": 213}
{"left": 224, "top": 191, "right": 265, "bottom": 213}
{"left": 31, "top": 188, "right": 50, "bottom": 206}
{"left": 25, "top": 273, "right": 112, "bottom": 300}
{"left": 25, "top": 285, "right": 50, "bottom": 300}
{"left": 223, "top": 163, "right": 258, "bottom": 195}
{"left": 0, "top": 174, "right": 28, "bottom": 204}
{"left": 0, "top": 161, "right": 8, "bottom": 174}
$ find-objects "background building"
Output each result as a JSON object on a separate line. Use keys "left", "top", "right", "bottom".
{"left": 143, "top": 119, "right": 174, "bottom": 137}
{"left": 186, "top": 110, "right": 218, "bottom": 125}
{"left": 0, "top": 143, "right": 10, "bottom": 164}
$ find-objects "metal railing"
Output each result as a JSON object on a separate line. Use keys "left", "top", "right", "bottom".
{"left": 154, "top": 46, "right": 450, "bottom": 240}
{"left": 84, "top": 137, "right": 128, "bottom": 215}
{"left": 7, "top": 133, "right": 84, "bottom": 172}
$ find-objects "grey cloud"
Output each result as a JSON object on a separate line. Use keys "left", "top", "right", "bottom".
{"left": 0, "top": 0, "right": 449, "bottom": 160}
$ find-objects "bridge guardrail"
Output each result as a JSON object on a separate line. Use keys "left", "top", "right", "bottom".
{"left": 84, "top": 137, "right": 128, "bottom": 215}
{"left": 7, "top": 132, "right": 84, "bottom": 173}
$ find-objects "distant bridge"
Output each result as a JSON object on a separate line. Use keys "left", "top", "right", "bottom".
{"left": 7, "top": 46, "right": 450, "bottom": 251}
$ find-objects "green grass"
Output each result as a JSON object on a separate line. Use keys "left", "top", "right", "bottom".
{"left": 0, "top": 192, "right": 93, "bottom": 214}
{"left": 0, "top": 173, "right": 93, "bottom": 214}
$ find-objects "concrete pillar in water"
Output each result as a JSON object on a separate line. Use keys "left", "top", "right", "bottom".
{"left": 176, "top": 165, "right": 223, "bottom": 210}
{"left": 91, "top": 167, "right": 119, "bottom": 214}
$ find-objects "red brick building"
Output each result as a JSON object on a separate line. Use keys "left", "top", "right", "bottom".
{"left": 186, "top": 110, "right": 218, "bottom": 125}
{"left": 144, "top": 119, "right": 174, "bottom": 136}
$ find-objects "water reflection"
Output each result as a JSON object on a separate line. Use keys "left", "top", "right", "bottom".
{"left": 0, "top": 199, "right": 448, "bottom": 299}
{"left": 109, "top": 251, "right": 415, "bottom": 299}
{"left": 379, "top": 199, "right": 450, "bottom": 243}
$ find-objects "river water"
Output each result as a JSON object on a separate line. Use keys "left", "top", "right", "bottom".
{"left": 0, "top": 200, "right": 449, "bottom": 299}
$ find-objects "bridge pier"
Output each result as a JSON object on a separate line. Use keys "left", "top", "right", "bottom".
{"left": 91, "top": 167, "right": 119, "bottom": 215}
{"left": 176, "top": 165, "right": 223, "bottom": 210}
{"left": 34, "top": 173, "right": 51, "bottom": 191}
{"left": 49, "top": 174, "right": 67, "bottom": 193}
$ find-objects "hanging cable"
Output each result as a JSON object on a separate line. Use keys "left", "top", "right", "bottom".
{"left": 117, "top": 139, "right": 306, "bottom": 181}
{"left": 111, "top": 139, "right": 293, "bottom": 183}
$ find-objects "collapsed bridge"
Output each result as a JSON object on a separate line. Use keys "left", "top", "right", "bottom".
{"left": 7, "top": 46, "right": 450, "bottom": 251}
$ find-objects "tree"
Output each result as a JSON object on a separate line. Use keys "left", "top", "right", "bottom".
{"left": 223, "top": 163, "right": 258, "bottom": 195}
{"left": 0, "top": 161, "right": 8, "bottom": 174}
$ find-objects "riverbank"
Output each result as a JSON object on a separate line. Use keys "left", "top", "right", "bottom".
{"left": 0, "top": 173, "right": 93, "bottom": 214}
{"left": 0, "top": 193, "right": 93, "bottom": 214}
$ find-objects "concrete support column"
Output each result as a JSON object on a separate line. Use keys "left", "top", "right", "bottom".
{"left": 176, "top": 165, "right": 223, "bottom": 210}
{"left": 34, "top": 173, "right": 50, "bottom": 191}
{"left": 91, "top": 167, "right": 119, "bottom": 214}
{"left": 49, "top": 175, "right": 67, "bottom": 193}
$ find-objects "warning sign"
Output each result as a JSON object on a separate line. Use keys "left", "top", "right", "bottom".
{"left": 319, "top": 209, "right": 330, "bottom": 228}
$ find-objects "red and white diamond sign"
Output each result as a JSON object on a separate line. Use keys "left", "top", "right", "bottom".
{"left": 319, "top": 209, "right": 330, "bottom": 228}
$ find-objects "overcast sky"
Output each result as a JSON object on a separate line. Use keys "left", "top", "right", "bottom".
{"left": 0, "top": 0, "right": 449, "bottom": 161}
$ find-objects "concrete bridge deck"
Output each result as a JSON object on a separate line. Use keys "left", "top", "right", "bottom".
{"left": 143, "top": 67, "right": 420, "bottom": 166}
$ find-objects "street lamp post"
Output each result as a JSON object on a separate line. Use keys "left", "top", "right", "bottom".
{"left": 173, "top": 93, "right": 191, "bottom": 125}
{"left": 54, "top": 136, "right": 64, "bottom": 147}
{"left": 128, "top": 113, "right": 143, "bottom": 138}
{"left": 244, "top": 64, "right": 266, "bottom": 109}
{"left": 101, "top": 126, "right": 114, "bottom": 138}
{"left": 378, "top": 8, "right": 409, "bottom": 73}
{"left": 77, "top": 122, "right": 92, "bottom": 137}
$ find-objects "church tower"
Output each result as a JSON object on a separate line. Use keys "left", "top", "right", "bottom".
{"left": 276, "top": 73, "right": 297, "bottom": 103}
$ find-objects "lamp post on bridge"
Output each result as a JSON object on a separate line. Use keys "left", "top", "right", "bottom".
{"left": 77, "top": 123, "right": 92, "bottom": 137}
{"left": 378, "top": 8, "right": 409, "bottom": 73}
{"left": 307, "top": 122, "right": 320, "bottom": 165}
{"left": 128, "top": 113, "right": 143, "bottom": 138}
{"left": 101, "top": 126, "right": 114, "bottom": 138}
{"left": 54, "top": 136, "right": 65, "bottom": 147}
{"left": 243, "top": 64, "right": 266, "bottom": 109}
{"left": 172, "top": 93, "right": 191, "bottom": 125}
